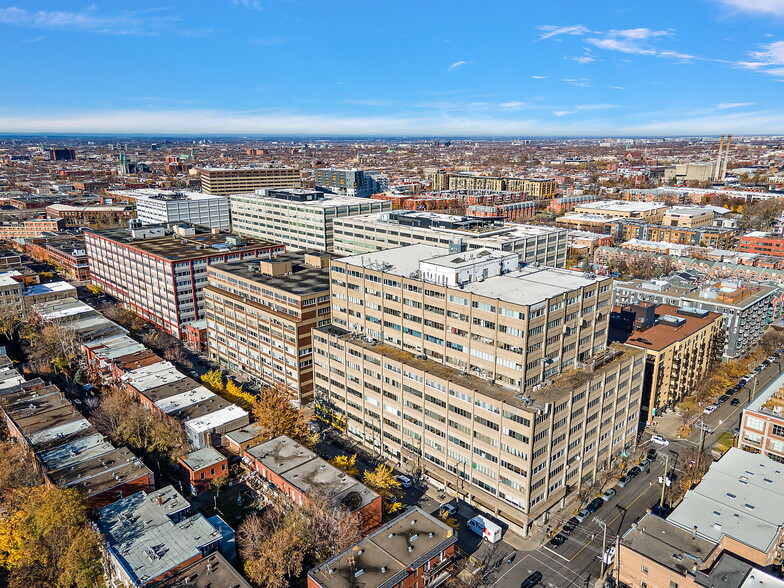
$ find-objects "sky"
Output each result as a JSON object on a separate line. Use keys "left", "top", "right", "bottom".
{"left": 1, "top": 0, "right": 783, "bottom": 136}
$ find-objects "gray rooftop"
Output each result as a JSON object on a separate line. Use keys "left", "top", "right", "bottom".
{"left": 246, "top": 435, "right": 379, "bottom": 511}
{"left": 98, "top": 486, "right": 223, "bottom": 586}
{"left": 667, "top": 448, "right": 784, "bottom": 554}
{"left": 148, "top": 552, "right": 251, "bottom": 588}
{"left": 309, "top": 507, "right": 457, "bottom": 588}
{"left": 181, "top": 446, "right": 226, "bottom": 472}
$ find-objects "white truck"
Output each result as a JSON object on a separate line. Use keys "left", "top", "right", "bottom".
{"left": 467, "top": 515, "right": 502, "bottom": 543}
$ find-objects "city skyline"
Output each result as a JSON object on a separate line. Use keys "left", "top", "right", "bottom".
{"left": 1, "top": 0, "right": 783, "bottom": 136}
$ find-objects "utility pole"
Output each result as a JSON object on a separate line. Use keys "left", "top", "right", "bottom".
{"left": 660, "top": 453, "right": 670, "bottom": 510}
{"left": 597, "top": 518, "right": 609, "bottom": 577}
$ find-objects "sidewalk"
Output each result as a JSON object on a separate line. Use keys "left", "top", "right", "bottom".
{"left": 647, "top": 410, "right": 684, "bottom": 440}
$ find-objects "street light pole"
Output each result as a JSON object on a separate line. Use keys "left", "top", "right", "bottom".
{"left": 597, "top": 518, "right": 608, "bottom": 577}
{"left": 660, "top": 453, "right": 669, "bottom": 510}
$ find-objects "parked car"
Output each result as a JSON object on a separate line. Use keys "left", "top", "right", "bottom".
{"left": 549, "top": 534, "right": 567, "bottom": 548}
{"left": 651, "top": 435, "right": 670, "bottom": 446}
{"left": 601, "top": 489, "right": 616, "bottom": 502}
{"left": 647, "top": 448, "right": 658, "bottom": 460}
{"left": 565, "top": 517, "right": 580, "bottom": 530}
{"left": 718, "top": 394, "right": 730, "bottom": 404}
{"left": 703, "top": 405, "right": 717, "bottom": 415}
{"left": 575, "top": 509, "right": 591, "bottom": 522}
{"left": 521, "top": 571, "right": 543, "bottom": 588}
{"left": 696, "top": 421, "right": 713, "bottom": 433}
{"left": 439, "top": 503, "right": 457, "bottom": 516}
{"left": 395, "top": 475, "right": 413, "bottom": 488}
{"left": 562, "top": 519, "right": 578, "bottom": 534}
{"left": 587, "top": 497, "right": 604, "bottom": 512}
{"left": 617, "top": 475, "right": 632, "bottom": 488}
{"left": 602, "top": 545, "right": 616, "bottom": 565}
{"left": 739, "top": 377, "right": 750, "bottom": 386}
{"left": 730, "top": 398, "right": 741, "bottom": 406}
{"left": 627, "top": 466, "right": 642, "bottom": 478}
{"left": 638, "top": 459, "right": 651, "bottom": 469}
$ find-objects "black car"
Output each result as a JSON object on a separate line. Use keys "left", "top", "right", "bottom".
{"left": 521, "top": 571, "right": 543, "bottom": 588}
{"left": 587, "top": 497, "right": 604, "bottom": 512}
{"left": 730, "top": 397, "right": 741, "bottom": 406}
{"left": 563, "top": 518, "right": 579, "bottom": 534}
{"left": 627, "top": 466, "right": 642, "bottom": 477}
{"left": 549, "top": 534, "right": 567, "bottom": 548}
{"left": 647, "top": 448, "right": 658, "bottom": 460}
{"left": 718, "top": 394, "right": 730, "bottom": 404}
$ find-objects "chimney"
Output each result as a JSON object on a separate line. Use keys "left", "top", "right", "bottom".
{"left": 721, "top": 134, "right": 732, "bottom": 181}
{"left": 714, "top": 134, "right": 725, "bottom": 181}
{"left": 157, "top": 495, "right": 163, "bottom": 506}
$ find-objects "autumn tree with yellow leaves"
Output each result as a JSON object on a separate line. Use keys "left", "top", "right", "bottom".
{"left": 252, "top": 384, "right": 316, "bottom": 447}
{"left": 362, "top": 463, "right": 403, "bottom": 514}
{"left": 0, "top": 486, "right": 103, "bottom": 587}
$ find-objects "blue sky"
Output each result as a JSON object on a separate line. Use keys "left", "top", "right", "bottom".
{"left": 1, "top": 0, "right": 783, "bottom": 136}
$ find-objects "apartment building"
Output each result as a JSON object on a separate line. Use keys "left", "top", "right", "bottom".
{"left": 198, "top": 166, "right": 301, "bottom": 195}
{"left": 573, "top": 200, "right": 668, "bottom": 223}
{"left": 613, "top": 221, "right": 736, "bottom": 249}
{"left": 45, "top": 204, "right": 134, "bottom": 225}
{"left": 0, "top": 217, "right": 65, "bottom": 240}
{"left": 229, "top": 188, "right": 390, "bottom": 251}
{"left": 308, "top": 507, "right": 457, "bottom": 588}
{"left": 110, "top": 189, "right": 230, "bottom": 230}
{"left": 433, "top": 173, "right": 557, "bottom": 197}
{"left": 613, "top": 277, "right": 778, "bottom": 359}
{"left": 619, "top": 512, "right": 784, "bottom": 588}
{"left": 739, "top": 369, "right": 784, "bottom": 462}
{"left": 204, "top": 252, "right": 333, "bottom": 406}
{"left": 609, "top": 303, "right": 722, "bottom": 415}
{"left": 315, "top": 168, "right": 389, "bottom": 197}
{"left": 314, "top": 245, "right": 645, "bottom": 536}
{"left": 738, "top": 231, "right": 784, "bottom": 257}
{"left": 22, "top": 232, "right": 90, "bottom": 281}
{"left": 332, "top": 211, "right": 568, "bottom": 267}
{"left": 84, "top": 223, "right": 283, "bottom": 337}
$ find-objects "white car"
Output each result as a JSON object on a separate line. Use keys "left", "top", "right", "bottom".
{"left": 703, "top": 405, "right": 717, "bottom": 415}
{"left": 439, "top": 503, "right": 457, "bottom": 516}
{"left": 601, "top": 545, "right": 616, "bottom": 565}
{"left": 651, "top": 435, "right": 670, "bottom": 446}
{"left": 395, "top": 475, "right": 413, "bottom": 488}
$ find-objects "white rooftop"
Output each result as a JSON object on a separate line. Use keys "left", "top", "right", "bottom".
{"left": 232, "top": 191, "right": 386, "bottom": 210}
{"left": 576, "top": 199, "right": 667, "bottom": 213}
{"left": 123, "top": 361, "right": 188, "bottom": 392}
{"left": 155, "top": 387, "right": 215, "bottom": 414}
{"left": 112, "top": 188, "right": 226, "bottom": 202}
{"left": 184, "top": 404, "right": 249, "bottom": 434}
{"left": 0, "top": 270, "right": 21, "bottom": 288}
{"left": 24, "top": 281, "right": 77, "bottom": 296}
{"left": 667, "top": 448, "right": 784, "bottom": 553}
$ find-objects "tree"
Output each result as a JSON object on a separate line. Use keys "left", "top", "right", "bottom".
{"left": 0, "top": 486, "right": 103, "bottom": 588}
{"left": 362, "top": 463, "right": 403, "bottom": 514}
{"left": 330, "top": 454, "right": 359, "bottom": 478}
{"left": 85, "top": 284, "right": 103, "bottom": 296}
{"left": 252, "top": 385, "right": 316, "bottom": 447}
{"left": 21, "top": 322, "right": 79, "bottom": 377}
{"left": 200, "top": 369, "right": 224, "bottom": 392}
{"left": 102, "top": 303, "right": 145, "bottom": 335}
{"left": 738, "top": 199, "right": 784, "bottom": 232}
{"left": 91, "top": 388, "right": 185, "bottom": 462}
{"left": 0, "top": 440, "right": 42, "bottom": 490}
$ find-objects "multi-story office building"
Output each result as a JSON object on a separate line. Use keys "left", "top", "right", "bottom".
{"left": 432, "top": 173, "right": 557, "bottom": 198}
{"left": 84, "top": 223, "right": 283, "bottom": 338}
{"left": 332, "top": 211, "right": 568, "bottom": 267}
{"left": 314, "top": 244, "right": 645, "bottom": 536}
{"left": 609, "top": 303, "right": 722, "bottom": 416}
{"left": 613, "top": 277, "right": 778, "bottom": 359}
{"left": 315, "top": 168, "right": 389, "bottom": 197}
{"left": 229, "top": 188, "right": 390, "bottom": 251}
{"left": 204, "top": 252, "right": 333, "bottom": 406}
{"left": 198, "top": 166, "right": 301, "bottom": 195}
{"left": 662, "top": 206, "right": 717, "bottom": 228}
{"left": 740, "top": 369, "right": 784, "bottom": 462}
{"left": 110, "top": 189, "right": 230, "bottom": 231}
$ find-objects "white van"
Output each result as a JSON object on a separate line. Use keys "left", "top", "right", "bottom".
{"left": 467, "top": 515, "right": 502, "bottom": 543}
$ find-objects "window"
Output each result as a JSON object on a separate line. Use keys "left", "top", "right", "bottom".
{"left": 773, "top": 424, "right": 784, "bottom": 438}
{"left": 640, "top": 566, "right": 648, "bottom": 574}
{"left": 669, "top": 582, "right": 679, "bottom": 588}
{"left": 746, "top": 416, "right": 765, "bottom": 431}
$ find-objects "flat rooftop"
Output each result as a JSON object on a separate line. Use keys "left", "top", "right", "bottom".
{"left": 181, "top": 446, "right": 226, "bottom": 472}
{"left": 150, "top": 552, "right": 252, "bottom": 588}
{"left": 231, "top": 191, "right": 386, "bottom": 210}
{"left": 208, "top": 252, "right": 333, "bottom": 297}
{"left": 85, "top": 224, "right": 281, "bottom": 261}
{"left": 611, "top": 304, "right": 722, "bottom": 352}
{"left": 48, "top": 446, "right": 152, "bottom": 500}
{"left": 246, "top": 435, "right": 379, "bottom": 511}
{"left": 110, "top": 188, "right": 226, "bottom": 202}
{"left": 575, "top": 199, "right": 667, "bottom": 213}
{"left": 667, "top": 448, "right": 784, "bottom": 554}
{"left": 97, "top": 486, "right": 223, "bottom": 587}
{"left": 309, "top": 507, "right": 456, "bottom": 588}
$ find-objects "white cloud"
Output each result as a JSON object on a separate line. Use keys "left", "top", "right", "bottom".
{"left": 562, "top": 78, "right": 591, "bottom": 87}
{"left": 716, "top": 102, "right": 755, "bottom": 109}
{"left": 715, "top": 0, "right": 784, "bottom": 15}
{"left": 4, "top": 107, "right": 784, "bottom": 136}
{"left": 611, "top": 86, "right": 625, "bottom": 90}
{"left": 535, "top": 24, "right": 590, "bottom": 41}
{"left": 740, "top": 41, "right": 784, "bottom": 77}
{"left": 0, "top": 6, "right": 182, "bottom": 35}
{"left": 498, "top": 101, "right": 527, "bottom": 110}
{"left": 572, "top": 55, "right": 595, "bottom": 63}
{"left": 573, "top": 104, "right": 618, "bottom": 111}
{"left": 447, "top": 60, "right": 470, "bottom": 72}
{"left": 607, "top": 28, "right": 671, "bottom": 40}
{"left": 587, "top": 36, "right": 657, "bottom": 55}
{"left": 232, "top": 0, "right": 263, "bottom": 9}
{"left": 531, "top": 75, "right": 548, "bottom": 79}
